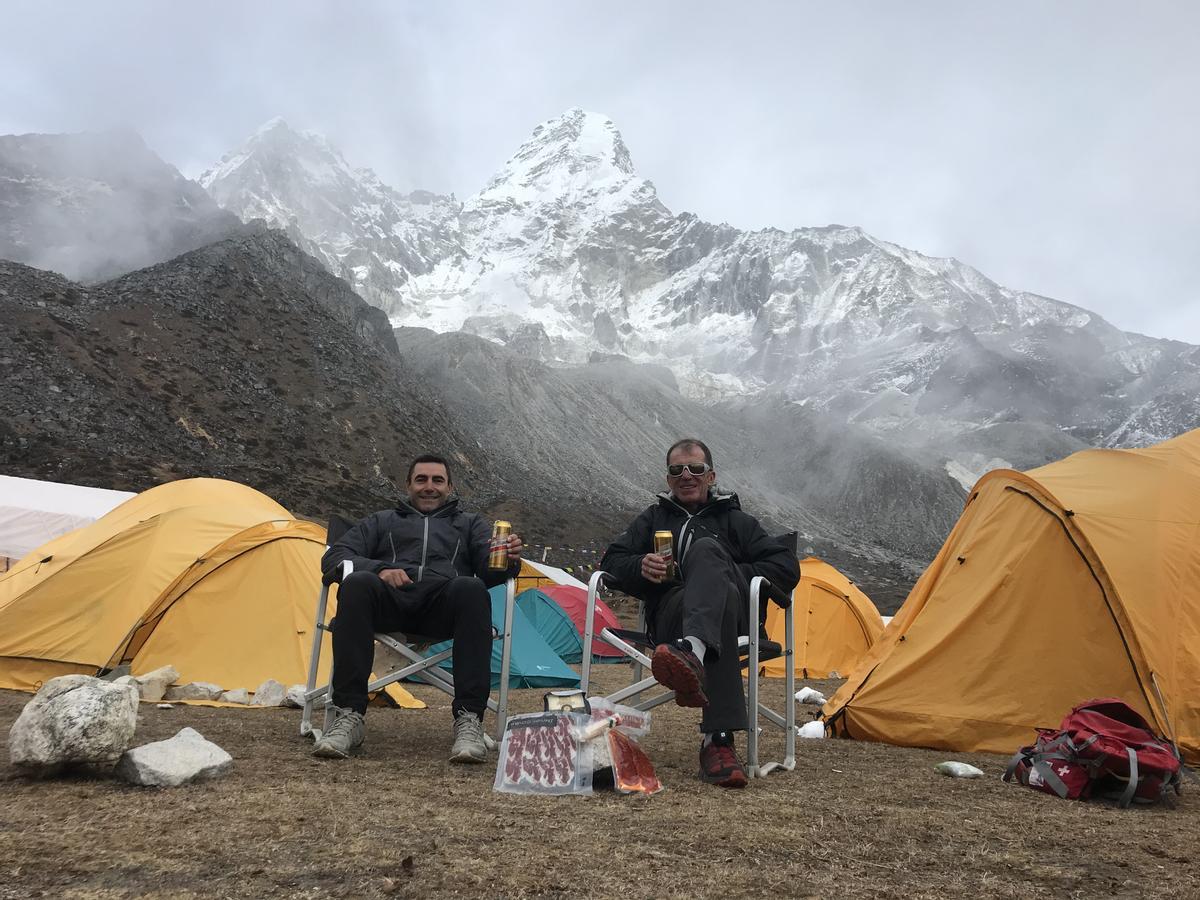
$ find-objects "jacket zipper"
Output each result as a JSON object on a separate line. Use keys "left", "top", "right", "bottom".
{"left": 417, "top": 516, "right": 430, "bottom": 582}
{"left": 663, "top": 495, "right": 716, "bottom": 577}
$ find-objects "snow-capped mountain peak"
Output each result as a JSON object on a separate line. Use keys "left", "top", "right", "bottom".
{"left": 198, "top": 109, "right": 1200, "bottom": 451}
{"left": 476, "top": 108, "right": 637, "bottom": 205}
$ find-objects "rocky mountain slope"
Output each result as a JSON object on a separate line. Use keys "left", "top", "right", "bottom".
{"left": 392, "top": 326, "right": 966, "bottom": 607}
{"left": 0, "top": 130, "right": 241, "bottom": 282}
{"left": 204, "top": 111, "right": 1200, "bottom": 467}
{"left": 199, "top": 118, "right": 462, "bottom": 314}
{"left": 0, "top": 227, "right": 482, "bottom": 519}
{"left": 0, "top": 219, "right": 959, "bottom": 607}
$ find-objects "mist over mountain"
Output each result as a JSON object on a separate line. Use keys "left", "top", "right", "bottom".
{"left": 0, "top": 130, "right": 241, "bottom": 282}
{"left": 199, "top": 118, "right": 463, "bottom": 314}
{"left": 203, "top": 110, "right": 1200, "bottom": 478}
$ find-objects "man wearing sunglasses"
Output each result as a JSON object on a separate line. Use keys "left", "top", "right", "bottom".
{"left": 600, "top": 438, "right": 798, "bottom": 788}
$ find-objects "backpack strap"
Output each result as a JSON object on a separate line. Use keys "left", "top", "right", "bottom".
{"left": 1117, "top": 747, "right": 1138, "bottom": 808}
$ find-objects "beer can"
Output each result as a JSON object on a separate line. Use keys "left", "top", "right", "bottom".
{"left": 653, "top": 530, "right": 675, "bottom": 578}
{"left": 488, "top": 520, "right": 512, "bottom": 570}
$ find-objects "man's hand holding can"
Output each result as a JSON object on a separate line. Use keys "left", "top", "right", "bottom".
{"left": 641, "top": 552, "right": 670, "bottom": 583}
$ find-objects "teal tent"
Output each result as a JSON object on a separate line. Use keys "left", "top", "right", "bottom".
{"left": 424, "top": 585, "right": 580, "bottom": 689}
{"left": 516, "top": 588, "right": 586, "bottom": 664}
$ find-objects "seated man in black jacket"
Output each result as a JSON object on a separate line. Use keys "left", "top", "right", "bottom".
{"left": 314, "top": 454, "right": 522, "bottom": 763}
{"left": 600, "top": 438, "right": 798, "bottom": 788}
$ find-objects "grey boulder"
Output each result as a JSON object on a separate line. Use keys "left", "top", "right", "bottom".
{"left": 8, "top": 675, "right": 139, "bottom": 774}
{"left": 135, "top": 665, "right": 180, "bottom": 701}
{"left": 250, "top": 679, "right": 286, "bottom": 707}
{"left": 163, "top": 682, "right": 223, "bottom": 702}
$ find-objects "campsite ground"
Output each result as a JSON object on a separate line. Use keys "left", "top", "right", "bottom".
{"left": 2, "top": 674, "right": 1197, "bottom": 900}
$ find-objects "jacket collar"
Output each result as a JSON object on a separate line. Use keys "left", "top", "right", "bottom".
{"left": 655, "top": 489, "right": 738, "bottom": 516}
{"left": 396, "top": 496, "right": 460, "bottom": 518}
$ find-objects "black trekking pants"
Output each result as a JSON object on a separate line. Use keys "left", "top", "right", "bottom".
{"left": 331, "top": 572, "right": 492, "bottom": 718}
{"left": 648, "top": 536, "right": 749, "bottom": 733}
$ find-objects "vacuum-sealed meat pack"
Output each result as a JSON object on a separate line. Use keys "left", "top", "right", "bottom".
{"left": 493, "top": 712, "right": 594, "bottom": 796}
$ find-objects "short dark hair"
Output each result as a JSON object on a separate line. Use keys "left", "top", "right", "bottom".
{"left": 406, "top": 454, "right": 453, "bottom": 484}
{"left": 666, "top": 438, "right": 713, "bottom": 468}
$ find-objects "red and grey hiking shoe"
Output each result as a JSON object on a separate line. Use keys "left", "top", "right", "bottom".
{"left": 699, "top": 732, "right": 748, "bottom": 788}
{"left": 651, "top": 639, "right": 708, "bottom": 707}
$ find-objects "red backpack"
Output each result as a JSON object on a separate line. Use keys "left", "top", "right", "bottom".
{"left": 1003, "top": 698, "right": 1184, "bottom": 807}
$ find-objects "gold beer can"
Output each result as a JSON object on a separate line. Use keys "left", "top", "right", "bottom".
{"left": 488, "top": 520, "right": 512, "bottom": 570}
{"left": 653, "top": 530, "right": 675, "bottom": 577}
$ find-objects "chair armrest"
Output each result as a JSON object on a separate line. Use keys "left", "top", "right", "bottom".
{"left": 321, "top": 558, "right": 356, "bottom": 587}
{"left": 753, "top": 576, "right": 793, "bottom": 609}
{"left": 588, "top": 570, "right": 618, "bottom": 593}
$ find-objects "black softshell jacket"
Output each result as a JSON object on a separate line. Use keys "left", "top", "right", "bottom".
{"left": 320, "top": 498, "right": 518, "bottom": 588}
{"left": 600, "top": 491, "right": 799, "bottom": 608}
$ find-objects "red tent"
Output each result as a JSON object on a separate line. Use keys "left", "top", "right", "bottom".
{"left": 540, "top": 585, "right": 625, "bottom": 659}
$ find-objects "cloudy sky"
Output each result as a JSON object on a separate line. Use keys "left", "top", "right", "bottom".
{"left": 3, "top": 1, "right": 1197, "bottom": 342}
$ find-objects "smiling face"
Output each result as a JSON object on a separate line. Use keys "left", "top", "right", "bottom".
{"left": 666, "top": 443, "right": 715, "bottom": 512}
{"left": 407, "top": 462, "right": 452, "bottom": 512}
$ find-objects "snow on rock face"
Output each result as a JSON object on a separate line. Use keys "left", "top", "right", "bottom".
{"left": 200, "top": 110, "right": 1200, "bottom": 450}
{"left": 200, "top": 118, "right": 463, "bottom": 315}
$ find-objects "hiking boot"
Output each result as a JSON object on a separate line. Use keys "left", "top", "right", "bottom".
{"left": 312, "top": 706, "right": 365, "bottom": 759}
{"left": 700, "top": 732, "right": 748, "bottom": 788}
{"left": 449, "top": 710, "right": 487, "bottom": 764}
{"left": 651, "top": 639, "right": 708, "bottom": 707}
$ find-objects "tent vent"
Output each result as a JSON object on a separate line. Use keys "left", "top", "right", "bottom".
{"left": 956, "top": 556, "right": 966, "bottom": 564}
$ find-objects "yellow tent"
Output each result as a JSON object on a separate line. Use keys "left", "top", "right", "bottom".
{"left": 0, "top": 478, "right": 421, "bottom": 707}
{"left": 822, "top": 429, "right": 1200, "bottom": 763}
{"left": 515, "top": 559, "right": 587, "bottom": 594}
{"left": 760, "top": 557, "right": 884, "bottom": 679}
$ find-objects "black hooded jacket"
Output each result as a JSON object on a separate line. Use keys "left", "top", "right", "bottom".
{"left": 600, "top": 490, "right": 799, "bottom": 608}
{"left": 320, "top": 497, "right": 518, "bottom": 588}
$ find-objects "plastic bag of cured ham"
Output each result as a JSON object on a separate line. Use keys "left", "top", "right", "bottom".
{"left": 493, "top": 712, "right": 594, "bottom": 796}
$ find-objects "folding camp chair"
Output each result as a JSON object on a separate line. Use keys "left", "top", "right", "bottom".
{"left": 300, "top": 515, "right": 516, "bottom": 743}
{"left": 580, "top": 569, "right": 796, "bottom": 778}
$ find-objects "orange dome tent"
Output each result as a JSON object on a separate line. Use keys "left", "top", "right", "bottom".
{"left": 0, "top": 478, "right": 420, "bottom": 707}
{"left": 759, "top": 557, "right": 884, "bottom": 679}
{"left": 822, "top": 429, "right": 1200, "bottom": 763}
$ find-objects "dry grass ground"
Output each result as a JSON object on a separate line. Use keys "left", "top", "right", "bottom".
{"left": 1, "top": 672, "right": 1197, "bottom": 900}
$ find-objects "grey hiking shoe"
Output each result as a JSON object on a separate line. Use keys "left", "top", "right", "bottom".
{"left": 312, "top": 706, "right": 365, "bottom": 759}
{"left": 449, "top": 711, "right": 487, "bottom": 764}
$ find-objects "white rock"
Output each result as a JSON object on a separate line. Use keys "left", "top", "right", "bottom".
{"left": 157, "top": 703, "right": 174, "bottom": 710}
{"left": 250, "top": 679, "right": 286, "bottom": 707}
{"left": 795, "top": 687, "right": 828, "bottom": 705}
{"left": 115, "top": 727, "right": 233, "bottom": 787}
{"left": 220, "top": 688, "right": 250, "bottom": 705}
{"left": 797, "top": 720, "right": 826, "bottom": 739}
{"left": 163, "top": 682, "right": 223, "bottom": 702}
{"left": 284, "top": 684, "right": 323, "bottom": 708}
{"left": 135, "top": 665, "right": 180, "bottom": 702}
{"left": 8, "top": 675, "right": 139, "bottom": 773}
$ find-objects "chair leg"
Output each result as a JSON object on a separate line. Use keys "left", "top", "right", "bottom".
{"left": 784, "top": 599, "right": 796, "bottom": 770}
{"left": 301, "top": 583, "right": 330, "bottom": 737}
{"left": 747, "top": 579, "right": 761, "bottom": 777}
{"left": 495, "top": 578, "right": 515, "bottom": 741}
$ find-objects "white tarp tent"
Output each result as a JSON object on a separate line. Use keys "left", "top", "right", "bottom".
{"left": 0, "top": 475, "right": 135, "bottom": 562}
